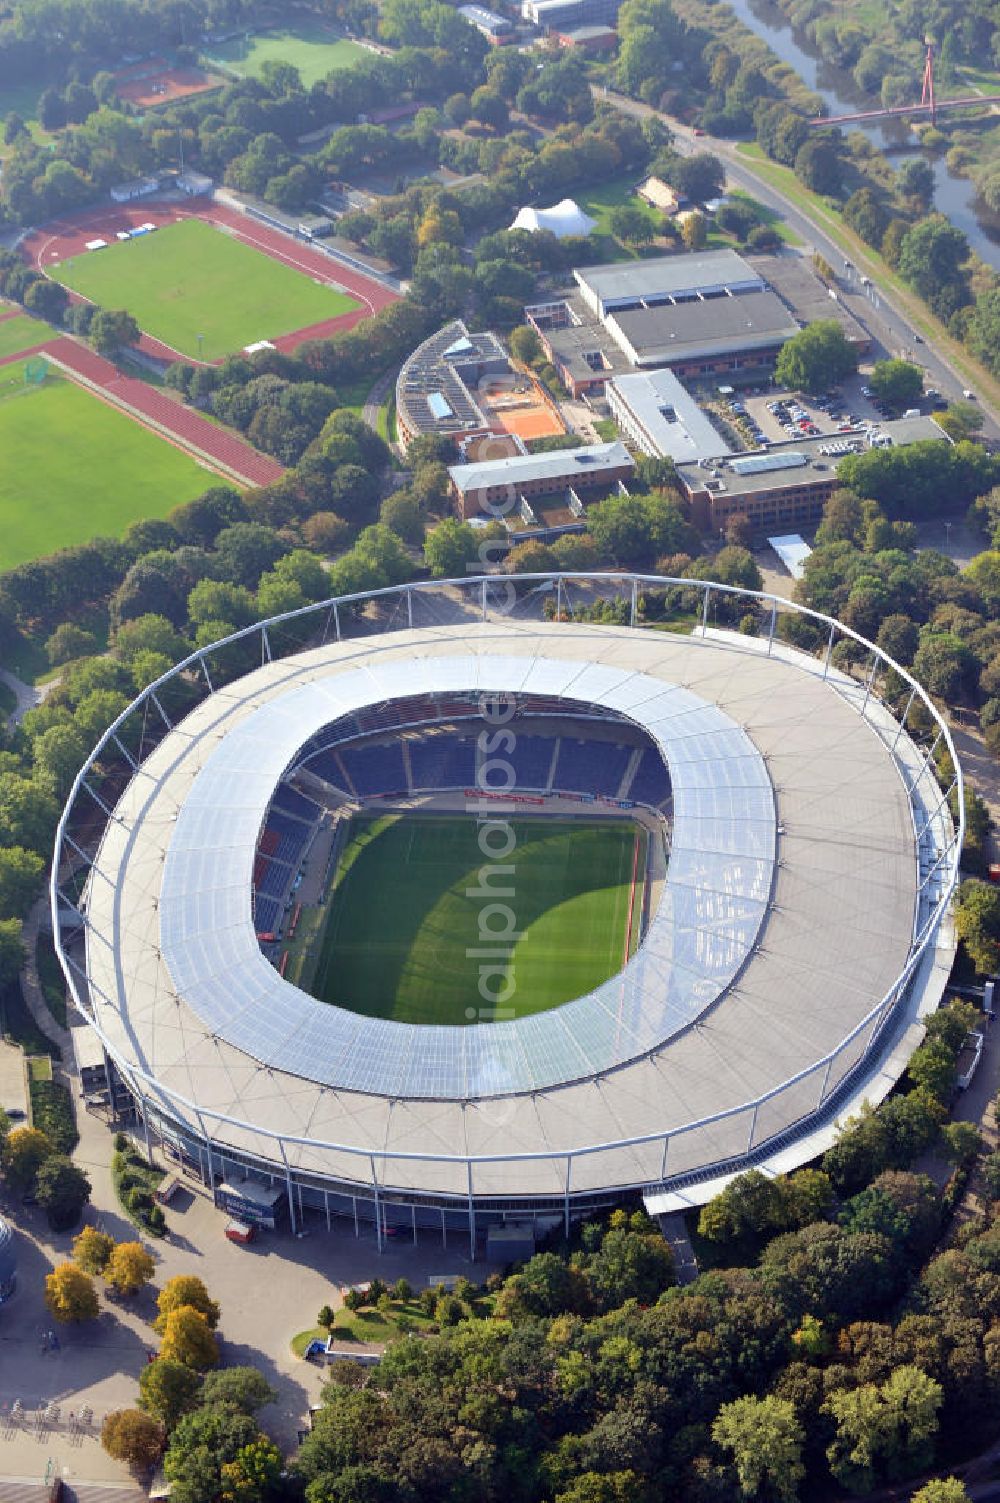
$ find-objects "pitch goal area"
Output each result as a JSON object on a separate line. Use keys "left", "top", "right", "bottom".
{"left": 304, "top": 812, "right": 648, "bottom": 1026}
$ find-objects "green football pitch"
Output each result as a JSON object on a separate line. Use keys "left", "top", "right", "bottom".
{"left": 203, "top": 24, "right": 369, "bottom": 87}
{"left": 308, "top": 813, "right": 645, "bottom": 1025}
{"left": 0, "top": 360, "right": 213, "bottom": 569}
{"left": 49, "top": 218, "right": 360, "bottom": 361}
{"left": 0, "top": 312, "right": 52, "bottom": 360}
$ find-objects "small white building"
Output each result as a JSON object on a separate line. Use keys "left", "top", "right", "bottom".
{"left": 176, "top": 170, "right": 213, "bottom": 197}
{"left": 109, "top": 175, "right": 160, "bottom": 203}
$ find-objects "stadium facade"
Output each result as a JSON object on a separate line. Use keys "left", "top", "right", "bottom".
{"left": 53, "top": 577, "right": 961, "bottom": 1249}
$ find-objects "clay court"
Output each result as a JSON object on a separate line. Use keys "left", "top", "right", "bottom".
{"left": 479, "top": 378, "right": 567, "bottom": 441}
{"left": 112, "top": 58, "right": 222, "bottom": 108}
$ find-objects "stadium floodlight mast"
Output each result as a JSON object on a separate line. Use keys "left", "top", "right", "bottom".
{"left": 51, "top": 574, "right": 962, "bottom": 1253}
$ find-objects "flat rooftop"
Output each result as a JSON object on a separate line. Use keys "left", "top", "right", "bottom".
{"left": 449, "top": 439, "right": 632, "bottom": 495}
{"left": 606, "top": 288, "right": 799, "bottom": 366}
{"left": 678, "top": 415, "right": 949, "bottom": 495}
{"left": 576, "top": 250, "right": 763, "bottom": 311}
{"left": 609, "top": 368, "right": 732, "bottom": 464}
{"left": 748, "top": 252, "right": 869, "bottom": 346}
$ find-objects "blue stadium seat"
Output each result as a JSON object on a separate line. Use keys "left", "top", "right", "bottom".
{"left": 626, "top": 748, "right": 670, "bottom": 808}
{"left": 496, "top": 735, "right": 554, "bottom": 792}
{"left": 409, "top": 735, "right": 477, "bottom": 791}
{"left": 272, "top": 784, "right": 320, "bottom": 822}
{"left": 551, "top": 740, "right": 632, "bottom": 797}
{"left": 337, "top": 741, "right": 407, "bottom": 797}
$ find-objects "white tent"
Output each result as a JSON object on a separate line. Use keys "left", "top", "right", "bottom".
{"left": 509, "top": 197, "right": 597, "bottom": 238}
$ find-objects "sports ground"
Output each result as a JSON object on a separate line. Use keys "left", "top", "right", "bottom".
{"left": 309, "top": 812, "right": 646, "bottom": 1026}
{"left": 49, "top": 218, "right": 361, "bottom": 362}
{"left": 203, "top": 23, "right": 370, "bottom": 87}
{"left": 0, "top": 359, "right": 213, "bottom": 569}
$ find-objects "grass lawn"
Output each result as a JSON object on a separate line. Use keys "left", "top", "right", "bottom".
{"left": 292, "top": 1301, "right": 438, "bottom": 1355}
{"left": 577, "top": 181, "right": 663, "bottom": 258}
{"left": 0, "top": 312, "right": 53, "bottom": 360}
{"left": 307, "top": 813, "right": 644, "bottom": 1024}
{"left": 0, "top": 359, "right": 214, "bottom": 569}
{"left": 728, "top": 188, "right": 803, "bottom": 247}
{"left": 49, "top": 218, "right": 360, "bottom": 361}
{"left": 203, "top": 23, "right": 369, "bottom": 87}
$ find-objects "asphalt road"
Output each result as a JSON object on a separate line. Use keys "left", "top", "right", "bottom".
{"left": 595, "top": 87, "right": 1000, "bottom": 439}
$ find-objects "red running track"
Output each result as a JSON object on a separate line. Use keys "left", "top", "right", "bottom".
{"left": 42, "top": 336, "right": 285, "bottom": 487}
{"left": 21, "top": 197, "right": 400, "bottom": 364}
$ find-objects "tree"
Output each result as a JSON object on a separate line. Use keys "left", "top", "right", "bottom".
{"left": 824, "top": 1366, "right": 942, "bottom": 1492}
{"left": 424, "top": 518, "right": 484, "bottom": 578}
{"left": 45, "top": 1262, "right": 99, "bottom": 1323}
{"left": 0, "top": 846, "right": 44, "bottom": 920}
{"left": 712, "top": 1395, "right": 805, "bottom": 1502}
{"left": 102, "top": 1408, "right": 165, "bottom": 1471}
{"left": 160, "top": 1306, "right": 220, "bottom": 1370}
{"left": 911, "top": 1481, "right": 971, "bottom": 1503}
{"left": 162, "top": 1404, "right": 259, "bottom": 1499}
{"left": 139, "top": 1357, "right": 202, "bottom": 1431}
{"left": 106, "top": 1240, "right": 156, "bottom": 1295}
{"left": 218, "top": 1435, "right": 283, "bottom": 1501}
{"left": 681, "top": 211, "right": 707, "bottom": 251}
{"left": 73, "top": 1225, "right": 115, "bottom": 1275}
{"left": 90, "top": 309, "right": 141, "bottom": 357}
{"left": 609, "top": 204, "right": 654, "bottom": 246}
{"left": 156, "top": 1275, "right": 221, "bottom": 1332}
{"left": 794, "top": 135, "right": 843, "bottom": 195}
{"left": 0, "top": 919, "right": 25, "bottom": 990}
{"left": 35, "top": 1154, "right": 91, "bottom": 1230}
{"left": 775, "top": 320, "right": 858, "bottom": 394}
{"left": 588, "top": 492, "right": 698, "bottom": 567}
{"left": 510, "top": 324, "right": 543, "bottom": 365}
{"left": 895, "top": 156, "right": 934, "bottom": 206}
{"left": 24, "top": 278, "right": 68, "bottom": 323}
{"left": 2, "top": 1124, "right": 52, "bottom": 1191}
{"left": 200, "top": 1367, "right": 276, "bottom": 1414}
{"left": 45, "top": 621, "right": 98, "bottom": 666}
{"left": 869, "top": 359, "right": 923, "bottom": 410}
{"left": 897, "top": 216, "right": 969, "bottom": 315}
{"left": 912, "top": 629, "right": 975, "bottom": 701}
{"left": 698, "top": 1169, "right": 787, "bottom": 1243}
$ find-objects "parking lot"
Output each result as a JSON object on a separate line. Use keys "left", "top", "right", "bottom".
{"left": 717, "top": 368, "right": 945, "bottom": 453}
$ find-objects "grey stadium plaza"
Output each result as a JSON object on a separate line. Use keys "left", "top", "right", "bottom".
{"left": 54, "top": 576, "right": 960, "bottom": 1253}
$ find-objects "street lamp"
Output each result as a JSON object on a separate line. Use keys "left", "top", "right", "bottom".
{"left": 197, "top": 332, "right": 204, "bottom": 360}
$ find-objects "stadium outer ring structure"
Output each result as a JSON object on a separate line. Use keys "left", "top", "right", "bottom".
{"left": 52, "top": 574, "right": 962, "bottom": 1250}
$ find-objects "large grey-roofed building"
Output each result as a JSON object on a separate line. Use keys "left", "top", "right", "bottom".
{"left": 575, "top": 251, "right": 765, "bottom": 318}
{"left": 56, "top": 592, "right": 958, "bottom": 1241}
{"left": 605, "top": 289, "right": 799, "bottom": 369}
{"left": 608, "top": 368, "right": 732, "bottom": 463}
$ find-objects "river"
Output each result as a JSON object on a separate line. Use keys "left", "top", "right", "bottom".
{"left": 721, "top": 0, "right": 1000, "bottom": 271}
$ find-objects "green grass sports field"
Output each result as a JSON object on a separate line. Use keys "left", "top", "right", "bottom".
{"left": 0, "top": 312, "right": 52, "bottom": 360}
{"left": 310, "top": 813, "right": 645, "bottom": 1025}
{"left": 203, "top": 23, "right": 368, "bottom": 87}
{"left": 50, "top": 218, "right": 360, "bottom": 361}
{"left": 0, "top": 360, "right": 213, "bottom": 569}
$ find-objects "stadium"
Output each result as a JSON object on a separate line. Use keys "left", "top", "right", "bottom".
{"left": 52, "top": 575, "right": 961, "bottom": 1251}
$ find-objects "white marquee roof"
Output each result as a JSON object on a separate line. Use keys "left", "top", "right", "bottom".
{"left": 510, "top": 198, "right": 597, "bottom": 238}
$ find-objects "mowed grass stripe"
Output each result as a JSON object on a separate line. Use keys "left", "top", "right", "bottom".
{"left": 204, "top": 24, "right": 368, "bottom": 86}
{"left": 49, "top": 218, "right": 360, "bottom": 361}
{"left": 0, "top": 360, "right": 213, "bottom": 568}
{"left": 0, "top": 312, "right": 52, "bottom": 360}
{"left": 314, "top": 813, "right": 640, "bottom": 1025}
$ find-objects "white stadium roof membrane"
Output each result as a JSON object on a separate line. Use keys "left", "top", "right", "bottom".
{"left": 59, "top": 593, "right": 958, "bottom": 1208}
{"left": 160, "top": 656, "right": 775, "bottom": 1098}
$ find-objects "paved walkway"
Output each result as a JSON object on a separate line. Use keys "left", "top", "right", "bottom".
{"left": 19, "top": 898, "right": 73, "bottom": 1061}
